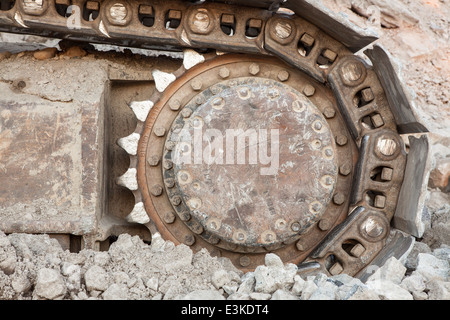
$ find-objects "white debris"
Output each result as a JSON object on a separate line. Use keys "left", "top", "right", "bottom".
{"left": 152, "top": 70, "right": 176, "bottom": 93}
{"left": 117, "top": 133, "right": 141, "bottom": 156}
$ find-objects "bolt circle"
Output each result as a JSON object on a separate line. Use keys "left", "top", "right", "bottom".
{"left": 137, "top": 55, "right": 356, "bottom": 271}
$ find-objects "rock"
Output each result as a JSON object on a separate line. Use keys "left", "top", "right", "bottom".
{"left": 309, "top": 280, "right": 337, "bottom": 300}
{"left": 146, "top": 277, "right": 159, "bottom": 292}
{"left": 162, "top": 244, "right": 193, "bottom": 272}
{"left": 400, "top": 273, "right": 426, "bottom": 294}
{"left": 84, "top": 265, "right": 109, "bottom": 292}
{"left": 350, "top": 0, "right": 419, "bottom": 28}
{"left": 367, "top": 257, "right": 406, "bottom": 284}
{"left": 34, "top": 268, "right": 66, "bottom": 300}
{"left": 0, "top": 51, "right": 11, "bottom": 61}
{"left": 291, "top": 275, "right": 306, "bottom": 295}
{"left": 33, "top": 47, "right": 58, "bottom": 60}
{"left": 433, "top": 246, "right": 450, "bottom": 261}
{"left": 249, "top": 292, "right": 271, "bottom": 300}
{"left": 347, "top": 286, "right": 381, "bottom": 300}
{"left": 426, "top": 280, "right": 450, "bottom": 300}
{"left": 61, "top": 262, "right": 81, "bottom": 291}
{"left": 93, "top": 251, "right": 110, "bottom": 266}
{"left": 211, "top": 270, "right": 231, "bottom": 289}
{"left": 11, "top": 274, "right": 31, "bottom": 294}
{"left": 271, "top": 289, "right": 298, "bottom": 300}
{"left": 237, "top": 272, "right": 255, "bottom": 294}
{"left": 8, "top": 233, "right": 63, "bottom": 260}
{"left": 415, "top": 253, "right": 449, "bottom": 282}
{"left": 265, "top": 253, "right": 284, "bottom": 268}
{"left": 102, "top": 283, "right": 128, "bottom": 300}
{"left": 227, "top": 292, "right": 250, "bottom": 300}
{"left": 428, "top": 158, "right": 450, "bottom": 191}
{"left": 150, "top": 232, "right": 166, "bottom": 252}
{"left": 0, "top": 232, "right": 16, "bottom": 275}
{"left": 329, "top": 274, "right": 365, "bottom": 300}
{"left": 366, "top": 279, "right": 413, "bottom": 300}
{"left": 300, "top": 279, "right": 318, "bottom": 300}
{"left": 181, "top": 289, "right": 225, "bottom": 300}
{"left": 223, "top": 284, "right": 238, "bottom": 295}
{"left": 423, "top": 204, "right": 450, "bottom": 249}
{"left": 405, "top": 241, "right": 432, "bottom": 270}
{"left": 254, "top": 256, "right": 297, "bottom": 294}
{"left": 63, "top": 46, "right": 87, "bottom": 58}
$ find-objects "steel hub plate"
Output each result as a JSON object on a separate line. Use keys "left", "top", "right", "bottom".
{"left": 168, "top": 77, "right": 338, "bottom": 249}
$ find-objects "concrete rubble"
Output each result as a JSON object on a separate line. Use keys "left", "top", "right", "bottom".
{"left": 0, "top": 230, "right": 448, "bottom": 300}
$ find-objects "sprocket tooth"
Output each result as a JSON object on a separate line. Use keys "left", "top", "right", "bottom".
{"left": 14, "top": 12, "right": 27, "bottom": 28}
{"left": 126, "top": 202, "right": 150, "bottom": 224}
{"left": 183, "top": 49, "right": 206, "bottom": 70}
{"left": 130, "top": 100, "right": 154, "bottom": 122}
{"left": 99, "top": 20, "right": 110, "bottom": 38}
{"left": 152, "top": 70, "right": 176, "bottom": 93}
{"left": 116, "top": 168, "right": 138, "bottom": 191}
{"left": 117, "top": 132, "right": 140, "bottom": 156}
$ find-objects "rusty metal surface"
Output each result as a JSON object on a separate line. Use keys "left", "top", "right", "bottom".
{"left": 137, "top": 54, "right": 356, "bottom": 270}
{"left": 0, "top": 97, "right": 103, "bottom": 235}
{"left": 0, "top": 0, "right": 428, "bottom": 274}
{"left": 168, "top": 77, "right": 338, "bottom": 248}
{"left": 365, "top": 45, "right": 428, "bottom": 134}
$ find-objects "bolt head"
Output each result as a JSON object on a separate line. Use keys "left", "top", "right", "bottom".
{"left": 278, "top": 70, "right": 290, "bottom": 82}
{"left": 249, "top": 63, "right": 260, "bottom": 75}
{"left": 274, "top": 20, "right": 293, "bottom": 39}
{"left": 339, "top": 163, "right": 352, "bottom": 176}
{"left": 323, "top": 107, "right": 336, "bottom": 119}
{"left": 184, "top": 234, "right": 195, "bottom": 246}
{"left": 164, "top": 212, "right": 176, "bottom": 224}
{"left": 239, "top": 256, "right": 251, "bottom": 267}
{"left": 154, "top": 126, "right": 166, "bottom": 137}
{"left": 303, "top": 84, "right": 316, "bottom": 97}
{"left": 336, "top": 134, "right": 348, "bottom": 146}
{"left": 190, "top": 8, "right": 212, "bottom": 34}
{"left": 148, "top": 155, "right": 160, "bottom": 166}
{"left": 333, "top": 193, "right": 345, "bottom": 205}
{"left": 191, "top": 79, "right": 203, "bottom": 91}
{"left": 151, "top": 185, "right": 163, "bottom": 196}
{"left": 219, "top": 67, "right": 230, "bottom": 79}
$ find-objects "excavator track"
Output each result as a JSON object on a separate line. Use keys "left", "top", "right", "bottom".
{"left": 0, "top": 0, "right": 430, "bottom": 278}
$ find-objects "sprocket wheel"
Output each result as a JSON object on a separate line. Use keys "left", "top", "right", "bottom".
{"left": 119, "top": 51, "right": 358, "bottom": 271}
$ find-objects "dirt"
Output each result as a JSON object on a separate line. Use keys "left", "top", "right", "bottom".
{"left": 0, "top": 0, "right": 449, "bottom": 300}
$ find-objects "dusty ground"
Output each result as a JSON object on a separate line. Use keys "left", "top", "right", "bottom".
{"left": 0, "top": 0, "right": 449, "bottom": 300}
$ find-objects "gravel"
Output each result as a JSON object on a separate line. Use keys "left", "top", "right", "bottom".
{"left": 0, "top": 228, "right": 448, "bottom": 300}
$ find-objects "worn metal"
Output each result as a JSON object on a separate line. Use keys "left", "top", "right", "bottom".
{"left": 365, "top": 45, "right": 428, "bottom": 134}
{"left": 0, "top": 0, "right": 430, "bottom": 274}
{"left": 393, "top": 135, "right": 430, "bottom": 237}
{"left": 137, "top": 55, "right": 355, "bottom": 270}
